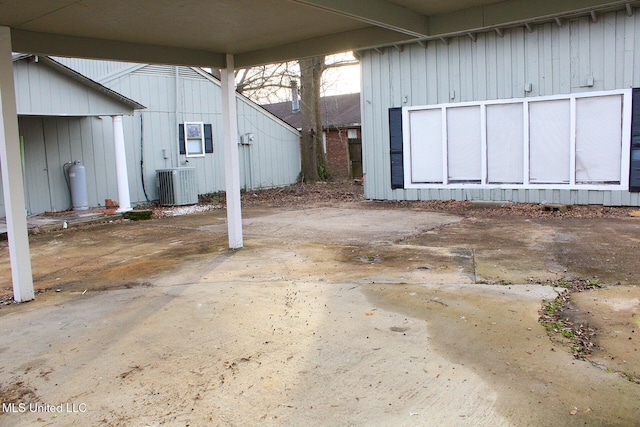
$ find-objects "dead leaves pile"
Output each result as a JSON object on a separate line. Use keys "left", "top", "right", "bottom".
{"left": 538, "top": 279, "right": 605, "bottom": 360}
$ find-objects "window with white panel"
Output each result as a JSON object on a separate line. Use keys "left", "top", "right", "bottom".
{"left": 575, "top": 95, "right": 622, "bottom": 183}
{"left": 528, "top": 99, "right": 571, "bottom": 184}
{"left": 486, "top": 103, "right": 524, "bottom": 184}
{"left": 447, "top": 106, "right": 481, "bottom": 182}
{"left": 408, "top": 109, "right": 443, "bottom": 183}
{"left": 401, "top": 89, "right": 630, "bottom": 190}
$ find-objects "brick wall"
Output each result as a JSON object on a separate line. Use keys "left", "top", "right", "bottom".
{"left": 325, "top": 127, "right": 359, "bottom": 178}
{"left": 325, "top": 129, "right": 348, "bottom": 178}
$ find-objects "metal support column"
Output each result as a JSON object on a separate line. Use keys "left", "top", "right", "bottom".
{"left": 220, "top": 54, "right": 243, "bottom": 249}
{"left": 0, "top": 26, "right": 34, "bottom": 302}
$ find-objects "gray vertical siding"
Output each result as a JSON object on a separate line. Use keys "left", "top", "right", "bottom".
{"left": 98, "top": 63, "right": 300, "bottom": 204}
{"left": 13, "top": 116, "right": 118, "bottom": 215}
{"left": 362, "top": 11, "right": 640, "bottom": 206}
{"left": 0, "top": 59, "right": 301, "bottom": 217}
{"left": 13, "top": 60, "right": 135, "bottom": 116}
{"left": 50, "top": 58, "right": 142, "bottom": 82}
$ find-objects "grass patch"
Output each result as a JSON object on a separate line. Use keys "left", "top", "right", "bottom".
{"left": 538, "top": 278, "right": 604, "bottom": 360}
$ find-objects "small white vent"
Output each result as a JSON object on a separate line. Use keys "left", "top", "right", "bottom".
{"left": 156, "top": 168, "right": 198, "bottom": 206}
{"left": 179, "top": 67, "right": 205, "bottom": 80}
{"left": 136, "top": 65, "right": 176, "bottom": 77}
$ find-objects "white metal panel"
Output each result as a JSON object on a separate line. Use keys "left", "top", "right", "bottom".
{"left": 528, "top": 99, "right": 571, "bottom": 183}
{"left": 575, "top": 95, "right": 622, "bottom": 183}
{"left": 447, "top": 106, "right": 481, "bottom": 181}
{"left": 486, "top": 103, "right": 524, "bottom": 183}
{"left": 402, "top": 90, "right": 629, "bottom": 192}
{"left": 407, "top": 109, "right": 442, "bottom": 183}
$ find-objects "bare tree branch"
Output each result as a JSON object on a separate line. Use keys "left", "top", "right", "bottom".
{"left": 234, "top": 52, "right": 359, "bottom": 181}
{"left": 236, "top": 52, "right": 358, "bottom": 103}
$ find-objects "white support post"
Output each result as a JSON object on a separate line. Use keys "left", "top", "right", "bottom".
{"left": 220, "top": 54, "right": 243, "bottom": 249}
{"left": 112, "top": 115, "right": 132, "bottom": 213}
{"left": 0, "top": 26, "right": 34, "bottom": 302}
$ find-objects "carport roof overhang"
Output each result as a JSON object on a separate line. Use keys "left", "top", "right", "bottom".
{"left": 1, "top": 0, "right": 637, "bottom": 69}
{"left": 1, "top": 0, "right": 638, "bottom": 303}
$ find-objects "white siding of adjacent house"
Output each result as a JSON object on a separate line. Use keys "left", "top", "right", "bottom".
{"left": 74, "top": 63, "right": 300, "bottom": 203}
{"left": 1, "top": 58, "right": 300, "bottom": 217}
{"left": 361, "top": 11, "right": 640, "bottom": 206}
{"left": 0, "top": 58, "right": 135, "bottom": 217}
{"left": 50, "top": 57, "right": 141, "bottom": 82}
{"left": 16, "top": 116, "right": 117, "bottom": 215}
{"left": 13, "top": 59, "right": 134, "bottom": 116}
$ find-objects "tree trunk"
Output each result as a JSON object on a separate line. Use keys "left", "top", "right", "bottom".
{"left": 298, "top": 56, "right": 327, "bottom": 182}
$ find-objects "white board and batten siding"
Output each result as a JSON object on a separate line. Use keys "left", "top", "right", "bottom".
{"left": 15, "top": 116, "right": 119, "bottom": 215}
{"left": 54, "top": 59, "right": 301, "bottom": 205}
{"left": 13, "top": 59, "right": 135, "bottom": 117}
{"left": 0, "top": 57, "right": 136, "bottom": 216}
{"left": 361, "top": 10, "right": 640, "bottom": 206}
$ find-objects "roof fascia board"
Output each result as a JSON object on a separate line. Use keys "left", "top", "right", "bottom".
{"left": 192, "top": 66, "right": 221, "bottom": 85}
{"left": 428, "top": 0, "right": 633, "bottom": 35}
{"left": 11, "top": 53, "right": 30, "bottom": 61}
{"left": 481, "top": 0, "right": 633, "bottom": 26}
{"left": 236, "top": 26, "right": 412, "bottom": 68}
{"left": 291, "top": 0, "right": 429, "bottom": 37}
{"left": 10, "top": 29, "right": 226, "bottom": 68}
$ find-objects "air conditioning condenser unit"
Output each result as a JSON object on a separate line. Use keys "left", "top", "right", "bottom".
{"left": 156, "top": 167, "right": 198, "bottom": 206}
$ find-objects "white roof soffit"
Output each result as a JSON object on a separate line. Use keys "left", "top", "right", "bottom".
{"left": 2, "top": 0, "right": 637, "bottom": 69}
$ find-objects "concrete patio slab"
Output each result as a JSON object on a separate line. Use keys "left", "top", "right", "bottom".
{"left": 0, "top": 204, "right": 638, "bottom": 426}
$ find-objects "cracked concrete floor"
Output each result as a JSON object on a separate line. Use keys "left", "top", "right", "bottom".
{"left": 0, "top": 205, "right": 638, "bottom": 426}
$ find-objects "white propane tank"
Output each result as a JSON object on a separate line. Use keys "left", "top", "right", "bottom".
{"left": 68, "top": 160, "right": 89, "bottom": 210}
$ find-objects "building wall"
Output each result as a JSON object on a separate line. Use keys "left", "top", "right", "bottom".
{"left": 13, "top": 60, "right": 134, "bottom": 116}
{"left": 0, "top": 58, "right": 134, "bottom": 217}
{"left": 49, "top": 57, "right": 139, "bottom": 82}
{"left": 34, "top": 60, "right": 301, "bottom": 207}
{"left": 361, "top": 10, "right": 640, "bottom": 205}
{"left": 16, "top": 116, "right": 118, "bottom": 215}
{"left": 0, "top": 59, "right": 301, "bottom": 217}
{"left": 99, "top": 64, "right": 301, "bottom": 203}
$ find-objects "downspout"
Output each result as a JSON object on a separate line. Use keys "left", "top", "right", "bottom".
{"left": 140, "top": 113, "right": 150, "bottom": 201}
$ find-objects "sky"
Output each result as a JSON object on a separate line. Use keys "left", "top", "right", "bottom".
{"left": 234, "top": 51, "right": 361, "bottom": 103}
{"left": 321, "top": 52, "right": 361, "bottom": 96}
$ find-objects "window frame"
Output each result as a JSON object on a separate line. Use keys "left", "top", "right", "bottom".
{"left": 401, "top": 89, "right": 631, "bottom": 191}
{"left": 184, "top": 122, "right": 206, "bottom": 158}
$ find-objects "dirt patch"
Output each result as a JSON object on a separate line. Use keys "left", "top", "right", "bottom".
{"left": 0, "top": 214, "right": 230, "bottom": 298}
{"left": 0, "top": 382, "right": 38, "bottom": 410}
{"left": 569, "top": 285, "right": 640, "bottom": 381}
{"left": 403, "top": 216, "right": 640, "bottom": 286}
{"left": 338, "top": 244, "right": 476, "bottom": 283}
{"left": 0, "top": 179, "right": 639, "bottom": 425}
